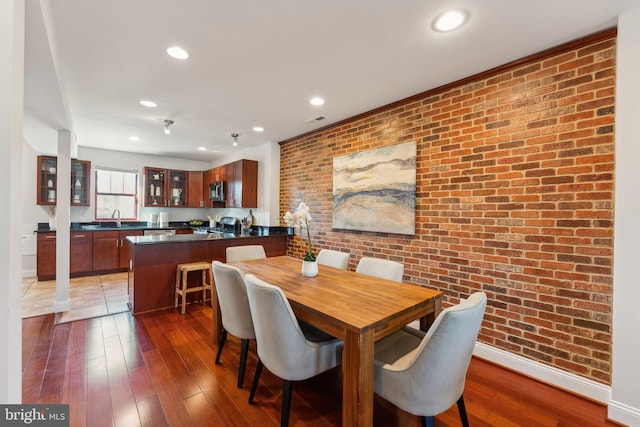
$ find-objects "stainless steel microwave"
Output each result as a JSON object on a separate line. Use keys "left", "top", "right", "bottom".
{"left": 209, "top": 181, "right": 225, "bottom": 202}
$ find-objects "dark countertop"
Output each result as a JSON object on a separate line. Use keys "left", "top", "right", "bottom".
{"left": 126, "top": 231, "right": 286, "bottom": 245}
{"left": 36, "top": 220, "right": 293, "bottom": 237}
{"left": 36, "top": 220, "right": 194, "bottom": 232}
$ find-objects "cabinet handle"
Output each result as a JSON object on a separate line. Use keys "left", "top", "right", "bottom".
{"left": 74, "top": 234, "right": 86, "bottom": 238}
{"left": 45, "top": 236, "right": 56, "bottom": 239}
{"left": 116, "top": 239, "right": 119, "bottom": 247}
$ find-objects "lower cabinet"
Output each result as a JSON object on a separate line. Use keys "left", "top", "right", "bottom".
{"left": 36, "top": 231, "right": 94, "bottom": 280}
{"left": 70, "top": 231, "right": 93, "bottom": 273}
{"left": 37, "top": 229, "right": 145, "bottom": 280}
{"left": 119, "top": 230, "right": 143, "bottom": 269}
{"left": 93, "top": 230, "right": 144, "bottom": 271}
{"left": 36, "top": 232, "right": 57, "bottom": 279}
{"left": 92, "top": 231, "right": 120, "bottom": 271}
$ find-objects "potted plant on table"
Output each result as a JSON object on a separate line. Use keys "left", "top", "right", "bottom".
{"left": 284, "top": 202, "right": 317, "bottom": 277}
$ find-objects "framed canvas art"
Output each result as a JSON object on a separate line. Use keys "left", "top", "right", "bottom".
{"left": 332, "top": 141, "right": 416, "bottom": 235}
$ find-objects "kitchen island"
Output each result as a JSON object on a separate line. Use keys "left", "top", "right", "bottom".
{"left": 126, "top": 231, "right": 289, "bottom": 314}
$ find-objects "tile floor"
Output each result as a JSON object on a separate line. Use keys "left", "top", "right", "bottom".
{"left": 21, "top": 272, "right": 129, "bottom": 324}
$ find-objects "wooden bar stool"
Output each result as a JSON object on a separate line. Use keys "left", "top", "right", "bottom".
{"left": 175, "top": 261, "right": 213, "bottom": 314}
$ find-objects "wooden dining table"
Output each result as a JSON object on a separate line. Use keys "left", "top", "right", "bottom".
{"left": 221, "top": 255, "right": 442, "bottom": 427}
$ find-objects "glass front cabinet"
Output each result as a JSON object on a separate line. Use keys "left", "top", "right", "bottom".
{"left": 143, "top": 167, "right": 188, "bottom": 207}
{"left": 37, "top": 156, "right": 91, "bottom": 206}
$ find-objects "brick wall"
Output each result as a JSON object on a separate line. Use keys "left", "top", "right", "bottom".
{"left": 279, "top": 31, "right": 615, "bottom": 384}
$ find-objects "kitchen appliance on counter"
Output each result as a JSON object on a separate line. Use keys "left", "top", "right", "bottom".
{"left": 158, "top": 212, "right": 169, "bottom": 228}
{"left": 210, "top": 216, "right": 241, "bottom": 234}
{"left": 209, "top": 181, "right": 225, "bottom": 202}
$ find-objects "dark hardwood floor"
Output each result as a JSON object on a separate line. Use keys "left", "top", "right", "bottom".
{"left": 22, "top": 303, "right": 618, "bottom": 426}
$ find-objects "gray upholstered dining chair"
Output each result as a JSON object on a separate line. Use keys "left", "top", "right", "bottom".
{"left": 211, "top": 261, "right": 256, "bottom": 388}
{"left": 316, "top": 249, "right": 350, "bottom": 270}
{"left": 244, "top": 274, "right": 343, "bottom": 427}
{"left": 356, "top": 256, "right": 404, "bottom": 282}
{"left": 372, "top": 292, "right": 487, "bottom": 427}
{"left": 226, "top": 245, "right": 266, "bottom": 262}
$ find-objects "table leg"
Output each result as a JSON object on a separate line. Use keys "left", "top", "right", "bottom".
{"left": 342, "top": 328, "right": 374, "bottom": 426}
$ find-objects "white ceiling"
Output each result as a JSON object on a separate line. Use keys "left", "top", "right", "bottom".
{"left": 23, "top": 0, "right": 640, "bottom": 162}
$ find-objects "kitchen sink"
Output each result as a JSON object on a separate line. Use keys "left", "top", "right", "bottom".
{"left": 81, "top": 225, "right": 101, "bottom": 230}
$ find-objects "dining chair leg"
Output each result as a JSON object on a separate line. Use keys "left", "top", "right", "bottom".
{"left": 281, "top": 380, "right": 293, "bottom": 427}
{"left": 457, "top": 395, "right": 470, "bottom": 427}
{"left": 238, "top": 338, "right": 250, "bottom": 388}
{"left": 248, "top": 359, "right": 263, "bottom": 404}
{"left": 215, "top": 329, "right": 227, "bottom": 364}
{"left": 422, "top": 416, "right": 434, "bottom": 427}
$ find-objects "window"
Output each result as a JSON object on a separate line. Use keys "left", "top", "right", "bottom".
{"left": 95, "top": 168, "right": 138, "bottom": 220}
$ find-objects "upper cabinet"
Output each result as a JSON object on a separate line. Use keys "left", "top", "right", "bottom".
{"left": 37, "top": 156, "right": 91, "bottom": 206}
{"left": 225, "top": 159, "right": 258, "bottom": 208}
{"left": 187, "top": 171, "right": 204, "bottom": 208}
{"left": 142, "top": 167, "right": 188, "bottom": 207}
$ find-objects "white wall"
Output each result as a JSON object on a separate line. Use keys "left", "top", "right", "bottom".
{"left": 1, "top": 0, "right": 24, "bottom": 403}
{"left": 610, "top": 8, "right": 640, "bottom": 426}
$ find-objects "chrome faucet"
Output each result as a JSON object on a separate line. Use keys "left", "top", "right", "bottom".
{"left": 112, "top": 208, "right": 121, "bottom": 227}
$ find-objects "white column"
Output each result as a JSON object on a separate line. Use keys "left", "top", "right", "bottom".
{"left": 610, "top": 8, "right": 640, "bottom": 426}
{"left": 0, "top": 0, "right": 24, "bottom": 403}
{"left": 54, "top": 130, "right": 71, "bottom": 312}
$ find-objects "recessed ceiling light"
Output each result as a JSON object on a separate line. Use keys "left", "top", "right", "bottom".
{"left": 432, "top": 10, "right": 468, "bottom": 32}
{"left": 310, "top": 97, "right": 325, "bottom": 106}
{"left": 129, "top": 136, "right": 141, "bottom": 142}
{"left": 253, "top": 126, "right": 264, "bottom": 132}
{"left": 198, "top": 147, "right": 207, "bottom": 151}
{"left": 139, "top": 100, "right": 157, "bottom": 108}
{"left": 166, "top": 46, "right": 189, "bottom": 60}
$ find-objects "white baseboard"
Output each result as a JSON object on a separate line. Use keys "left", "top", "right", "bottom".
{"left": 473, "top": 342, "right": 611, "bottom": 404}
{"left": 608, "top": 400, "right": 640, "bottom": 426}
{"left": 22, "top": 269, "right": 36, "bottom": 278}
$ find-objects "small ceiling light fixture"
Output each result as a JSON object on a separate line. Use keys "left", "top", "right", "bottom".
{"left": 129, "top": 136, "right": 141, "bottom": 142}
{"left": 310, "top": 97, "right": 325, "bottom": 106}
{"left": 252, "top": 126, "right": 264, "bottom": 132}
{"left": 198, "top": 146, "right": 207, "bottom": 151}
{"left": 139, "top": 100, "right": 157, "bottom": 108}
{"left": 432, "top": 9, "right": 468, "bottom": 32}
{"left": 164, "top": 119, "right": 174, "bottom": 135}
{"left": 231, "top": 133, "right": 239, "bottom": 147}
{"left": 166, "top": 46, "right": 189, "bottom": 60}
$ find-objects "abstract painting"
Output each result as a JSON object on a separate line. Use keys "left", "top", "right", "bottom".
{"left": 332, "top": 141, "right": 416, "bottom": 235}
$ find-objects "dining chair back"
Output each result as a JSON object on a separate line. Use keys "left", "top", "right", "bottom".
{"left": 226, "top": 245, "right": 267, "bottom": 262}
{"left": 244, "top": 273, "right": 343, "bottom": 427}
{"left": 356, "top": 256, "right": 404, "bottom": 282}
{"left": 316, "top": 249, "right": 350, "bottom": 270}
{"left": 373, "top": 292, "right": 487, "bottom": 427}
{"left": 211, "top": 261, "right": 256, "bottom": 388}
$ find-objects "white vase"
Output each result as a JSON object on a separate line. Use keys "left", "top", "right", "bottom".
{"left": 301, "top": 260, "right": 318, "bottom": 277}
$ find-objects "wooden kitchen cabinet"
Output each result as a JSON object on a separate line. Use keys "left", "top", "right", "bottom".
{"left": 142, "top": 167, "right": 188, "bottom": 207}
{"left": 118, "top": 230, "right": 143, "bottom": 269}
{"left": 92, "top": 231, "right": 120, "bottom": 271}
{"left": 93, "top": 229, "right": 143, "bottom": 271}
{"left": 36, "top": 231, "right": 93, "bottom": 280}
{"left": 36, "top": 232, "right": 57, "bottom": 279}
{"left": 70, "top": 231, "right": 93, "bottom": 273}
{"left": 225, "top": 159, "right": 258, "bottom": 208}
{"left": 37, "top": 156, "right": 91, "bottom": 206}
{"left": 187, "top": 171, "right": 204, "bottom": 208}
